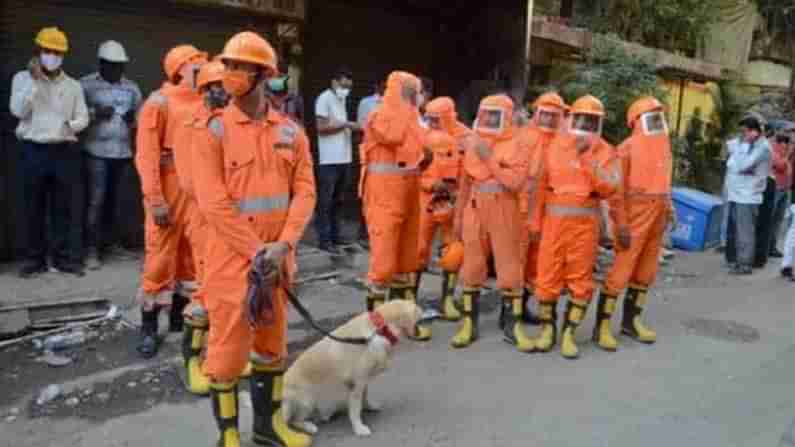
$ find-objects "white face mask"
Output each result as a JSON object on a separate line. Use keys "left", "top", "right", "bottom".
{"left": 335, "top": 87, "right": 350, "bottom": 99}
{"left": 40, "top": 53, "right": 63, "bottom": 72}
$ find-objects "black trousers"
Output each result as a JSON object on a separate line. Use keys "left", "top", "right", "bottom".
{"left": 21, "top": 141, "right": 83, "bottom": 265}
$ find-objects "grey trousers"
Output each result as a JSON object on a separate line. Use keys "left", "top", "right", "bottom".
{"left": 725, "top": 202, "right": 759, "bottom": 267}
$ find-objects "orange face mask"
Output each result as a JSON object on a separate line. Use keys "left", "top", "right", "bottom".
{"left": 223, "top": 69, "right": 256, "bottom": 97}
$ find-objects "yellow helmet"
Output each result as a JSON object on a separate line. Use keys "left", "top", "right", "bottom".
{"left": 35, "top": 27, "right": 68, "bottom": 53}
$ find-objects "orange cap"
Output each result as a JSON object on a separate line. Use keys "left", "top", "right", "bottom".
{"left": 163, "top": 45, "right": 207, "bottom": 81}
{"left": 438, "top": 241, "right": 464, "bottom": 272}
{"left": 626, "top": 96, "right": 665, "bottom": 128}
{"left": 197, "top": 60, "right": 225, "bottom": 90}
{"left": 220, "top": 31, "right": 277, "bottom": 73}
{"left": 533, "top": 92, "right": 567, "bottom": 111}
{"left": 570, "top": 95, "right": 605, "bottom": 117}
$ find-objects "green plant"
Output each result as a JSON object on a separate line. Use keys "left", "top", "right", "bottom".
{"left": 575, "top": 0, "right": 724, "bottom": 54}
{"left": 560, "top": 37, "right": 669, "bottom": 144}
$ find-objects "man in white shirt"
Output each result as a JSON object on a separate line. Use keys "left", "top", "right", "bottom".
{"left": 724, "top": 115, "right": 772, "bottom": 275}
{"left": 9, "top": 27, "right": 89, "bottom": 278}
{"left": 314, "top": 68, "right": 360, "bottom": 254}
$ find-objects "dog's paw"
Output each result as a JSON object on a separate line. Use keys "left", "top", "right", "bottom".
{"left": 353, "top": 424, "right": 372, "bottom": 437}
{"left": 298, "top": 421, "right": 318, "bottom": 435}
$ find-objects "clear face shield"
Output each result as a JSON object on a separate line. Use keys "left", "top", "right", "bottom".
{"left": 474, "top": 107, "right": 506, "bottom": 135}
{"left": 569, "top": 112, "right": 603, "bottom": 137}
{"left": 640, "top": 110, "right": 669, "bottom": 136}
{"left": 535, "top": 107, "right": 562, "bottom": 132}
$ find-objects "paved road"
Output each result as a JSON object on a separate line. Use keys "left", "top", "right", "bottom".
{"left": 3, "top": 251, "right": 795, "bottom": 447}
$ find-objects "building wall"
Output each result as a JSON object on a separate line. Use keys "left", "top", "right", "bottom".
{"left": 661, "top": 80, "right": 717, "bottom": 136}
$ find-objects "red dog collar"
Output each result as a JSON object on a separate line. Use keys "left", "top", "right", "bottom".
{"left": 369, "top": 311, "right": 399, "bottom": 346}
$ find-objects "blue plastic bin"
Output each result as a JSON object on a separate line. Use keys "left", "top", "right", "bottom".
{"left": 671, "top": 187, "right": 724, "bottom": 251}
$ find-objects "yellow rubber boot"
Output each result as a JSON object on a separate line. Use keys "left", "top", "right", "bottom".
{"left": 528, "top": 301, "right": 558, "bottom": 352}
{"left": 560, "top": 298, "right": 589, "bottom": 359}
{"left": 622, "top": 285, "right": 657, "bottom": 344}
{"left": 366, "top": 287, "right": 386, "bottom": 312}
{"left": 250, "top": 361, "right": 312, "bottom": 447}
{"left": 592, "top": 291, "right": 619, "bottom": 352}
{"left": 451, "top": 288, "right": 480, "bottom": 348}
{"left": 182, "top": 306, "right": 210, "bottom": 396}
{"left": 501, "top": 290, "right": 535, "bottom": 352}
{"left": 210, "top": 381, "right": 241, "bottom": 447}
{"left": 440, "top": 271, "right": 462, "bottom": 321}
{"left": 406, "top": 272, "right": 432, "bottom": 341}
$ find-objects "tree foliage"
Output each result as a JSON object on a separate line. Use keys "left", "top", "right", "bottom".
{"left": 577, "top": 0, "right": 724, "bottom": 54}
{"left": 560, "top": 38, "right": 668, "bottom": 144}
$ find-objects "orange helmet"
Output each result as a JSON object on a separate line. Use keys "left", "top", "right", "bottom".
{"left": 533, "top": 92, "right": 567, "bottom": 111}
{"left": 197, "top": 60, "right": 225, "bottom": 90}
{"left": 163, "top": 45, "right": 207, "bottom": 81}
{"left": 570, "top": 95, "right": 605, "bottom": 116}
{"left": 220, "top": 31, "right": 277, "bottom": 73}
{"left": 626, "top": 96, "right": 666, "bottom": 128}
{"left": 438, "top": 241, "right": 464, "bottom": 272}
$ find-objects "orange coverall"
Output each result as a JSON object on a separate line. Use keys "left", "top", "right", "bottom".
{"left": 192, "top": 105, "right": 316, "bottom": 382}
{"left": 604, "top": 124, "right": 673, "bottom": 295}
{"left": 515, "top": 126, "right": 557, "bottom": 288}
{"left": 417, "top": 130, "right": 461, "bottom": 268}
{"left": 458, "top": 96, "right": 529, "bottom": 290}
{"left": 531, "top": 135, "right": 624, "bottom": 303}
{"left": 175, "top": 102, "right": 221, "bottom": 308}
{"left": 359, "top": 71, "right": 425, "bottom": 287}
{"left": 135, "top": 82, "right": 202, "bottom": 309}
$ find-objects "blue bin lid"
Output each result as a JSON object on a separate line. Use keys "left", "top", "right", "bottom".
{"left": 672, "top": 187, "right": 723, "bottom": 213}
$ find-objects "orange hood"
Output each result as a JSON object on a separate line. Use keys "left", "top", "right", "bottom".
{"left": 381, "top": 71, "right": 421, "bottom": 121}
{"left": 474, "top": 94, "right": 514, "bottom": 143}
{"left": 426, "top": 97, "right": 458, "bottom": 135}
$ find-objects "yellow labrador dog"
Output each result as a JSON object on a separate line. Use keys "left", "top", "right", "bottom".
{"left": 283, "top": 300, "right": 423, "bottom": 437}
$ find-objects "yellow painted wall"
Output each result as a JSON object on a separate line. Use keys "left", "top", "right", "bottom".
{"left": 661, "top": 79, "right": 717, "bottom": 136}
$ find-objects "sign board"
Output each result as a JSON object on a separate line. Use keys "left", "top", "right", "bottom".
{"left": 173, "top": 0, "right": 305, "bottom": 21}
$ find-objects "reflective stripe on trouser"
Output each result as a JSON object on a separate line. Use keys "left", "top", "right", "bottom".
{"left": 139, "top": 169, "right": 195, "bottom": 310}
{"left": 365, "top": 174, "right": 421, "bottom": 286}
{"left": 535, "top": 203, "right": 599, "bottom": 302}
{"left": 460, "top": 191, "right": 522, "bottom": 289}
{"left": 604, "top": 199, "right": 668, "bottom": 296}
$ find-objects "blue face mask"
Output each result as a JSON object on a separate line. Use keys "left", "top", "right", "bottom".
{"left": 267, "top": 76, "right": 289, "bottom": 94}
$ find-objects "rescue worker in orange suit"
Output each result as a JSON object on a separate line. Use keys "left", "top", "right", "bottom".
{"left": 359, "top": 71, "right": 433, "bottom": 313}
{"left": 419, "top": 96, "right": 475, "bottom": 323}
{"left": 192, "top": 32, "right": 316, "bottom": 447}
{"left": 451, "top": 94, "right": 532, "bottom": 351}
{"left": 135, "top": 45, "right": 208, "bottom": 359}
{"left": 178, "top": 59, "right": 230, "bottom": 396}
{"left": 598, "top": 96, "right": 673, "bottom": 350}
{"left": 412, "top": 129, "right": 461, "bottom": 340}
{"left": 510, "top": 92, "right": 568, "bottom": 329}
{"left": 527, "top": 95, "right": 628, "bottom": 359}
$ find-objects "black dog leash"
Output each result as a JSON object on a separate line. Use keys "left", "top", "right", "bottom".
{"left": 283, "top": 286, "right": 371, "bottom": 346}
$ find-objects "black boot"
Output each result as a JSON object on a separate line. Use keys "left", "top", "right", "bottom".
{"left": 405, "top": 272, "right": 431, "bottom": 340}
{"left": 182, "top": 303, "right": 210, "bottom": 396}
{"left": 388, "top": 280, "right": 410, "bottom": 301}
{"left": 439, "top": 271, "right": 462, "bottom": 321}
{"left": 137, "top": 307, "right": 160, "bottom": 359}
{"left": 521, "top": 288, "right": 541, "bottom": 325}
{"left": 622, "top": 286, "right": 657, "bottom": 344}
{"left": 170, "top": 294, "right": 189, "bottom": 333}
{"left": 451, "top": 288, "right": 480, "bottom": 348}
{"left": 210, "top": 381, "right": 241, "bottom": 447}
{"left": 250, "top": 363, "right": 312, "bottom": 447}
{"left": 501, "top": 290, "right": 534, "bottom": 352}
